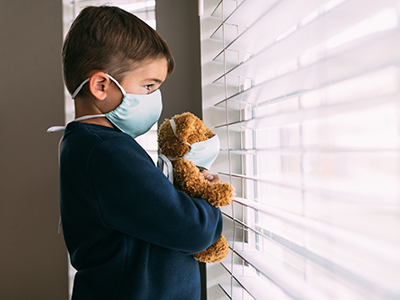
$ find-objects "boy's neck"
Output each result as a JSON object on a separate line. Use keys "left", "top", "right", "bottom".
{"left": 77, "top": 116, "right": 116, "bottom": 128}
{"left": 74, "top": 96, "right": 117, "bottom": 129}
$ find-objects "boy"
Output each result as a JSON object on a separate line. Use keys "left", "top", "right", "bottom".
{"left": 60, "top": 6, "right": 223, "bottom": 300}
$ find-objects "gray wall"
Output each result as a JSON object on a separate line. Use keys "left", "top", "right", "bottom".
{"left": 156, "top": 1, "right": 206, "bottom": 299}
{"left": 0, "top": 1, "right": 68, "bottom": 299}
{"left": 156, "top": 0, "right": 203, "bottom": 121}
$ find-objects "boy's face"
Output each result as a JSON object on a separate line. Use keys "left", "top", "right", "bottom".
{"left": 102, "top": 57, "right": 168, "bottom": 114}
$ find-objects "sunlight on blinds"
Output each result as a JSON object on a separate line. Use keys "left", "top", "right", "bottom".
{"left": 200, "top": 0, "right": 400, "bottom": 299}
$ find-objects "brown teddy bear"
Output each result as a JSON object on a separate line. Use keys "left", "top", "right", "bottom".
{"left": 157, "top": 112, "right": 235, "bottom": 263}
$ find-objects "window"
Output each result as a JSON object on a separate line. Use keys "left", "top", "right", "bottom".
{"left": 62, "top": 1, "right": 156, "bottom": 297}
{"left": 200, "top": 0, "right": 400, "bottom": 299}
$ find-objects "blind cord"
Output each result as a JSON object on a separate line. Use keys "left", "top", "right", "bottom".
{"left": 221, "top": 1, "right": 236, "bottom": 298}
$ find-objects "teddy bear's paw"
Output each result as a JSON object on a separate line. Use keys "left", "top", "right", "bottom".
{"left": 202, "top": 183, "right": 235, "bottom": 207}
{"left": 193, "top": 235, "right": 229, "bottom": 263}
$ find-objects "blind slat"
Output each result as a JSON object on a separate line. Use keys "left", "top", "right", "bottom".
{"left": 219, "top": 260, "right": 317, "bottom": 300}
{"left": 210, "top": 0, "right": 281, "bottom": 40}
{"left": 219, "top": 172, "right": 399, "bottom": 206}
{"left": 220, "top": 147, "right": 400, "bottom": 154}
{"left": 214, "top": 61, "right": 400, "bottom": 112}
{"left": 219, "top": 262, "right": 281, "bottom": 300}
{"left": 231, "top": 198, "right": 400, "bottom": 261}
{"left": 215, "top": 92, "right": 398, "bottom": 130}
{"left": 213, "top": 27, "right": 400, "bottom": 95}
{"left": 218, "top": 283, "right": 255, "bottom": 300}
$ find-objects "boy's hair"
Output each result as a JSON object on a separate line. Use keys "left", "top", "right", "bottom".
{"left": 62, "top": 6, "right": 175, "bottom": 97}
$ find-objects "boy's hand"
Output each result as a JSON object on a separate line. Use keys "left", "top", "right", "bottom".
{"left": 201, "top": 171, "right": 221, "bottom": 183}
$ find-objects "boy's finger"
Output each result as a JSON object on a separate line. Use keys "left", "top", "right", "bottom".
{"left": 201, "top": 170, "right": 214, "bottom": 181}
{"left": 206, "top": 174, "right": 214, "bottom": 181}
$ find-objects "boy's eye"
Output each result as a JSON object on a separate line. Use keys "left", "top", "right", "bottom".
{"left": 144, "top": 84, "right": 156, "bottom": 91}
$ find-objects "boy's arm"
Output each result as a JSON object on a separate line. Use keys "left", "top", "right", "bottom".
{"left": 89, "top": 138, "right": 223, "bottom": 254}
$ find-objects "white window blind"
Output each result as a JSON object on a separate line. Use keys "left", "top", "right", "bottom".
{"left": 199, "top": 0, "right": 400, "bottom": 299}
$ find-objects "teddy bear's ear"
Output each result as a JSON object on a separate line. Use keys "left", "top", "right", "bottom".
{"left": 173, "top": 112, "right": 197, "bottom": 145}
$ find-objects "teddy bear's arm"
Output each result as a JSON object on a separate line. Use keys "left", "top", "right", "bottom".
{"left": 200, "top": 181, "right": 234, "bottom": 207}
{"left": 173, "top": 158, "right": 234, "bottom": 207}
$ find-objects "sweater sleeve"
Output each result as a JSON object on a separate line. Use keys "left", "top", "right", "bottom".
{"left": 88, "top": 136, "right": 223, "bottom": 255}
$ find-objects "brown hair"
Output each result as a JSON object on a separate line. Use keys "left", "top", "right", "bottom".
{"left": 62, "top": 6, "right": 175, "bottom": 97}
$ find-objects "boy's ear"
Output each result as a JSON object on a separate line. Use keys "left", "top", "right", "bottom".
{"left": 88, "top": 72, "right": 110, "bottom": 100}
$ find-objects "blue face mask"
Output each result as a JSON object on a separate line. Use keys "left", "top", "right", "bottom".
{"left": 71, "top": 74, "right": 163, "bottom": 139}
{"left": 169, "top": 118, "right": 220, "bottom": 171}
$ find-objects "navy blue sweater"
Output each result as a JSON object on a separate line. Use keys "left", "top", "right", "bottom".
{"left": 60, "top": 122, "right": 223, "bottom": 300}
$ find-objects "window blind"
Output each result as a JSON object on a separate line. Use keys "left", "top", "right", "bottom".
{"left": 199, "top": 0, "right": 400, "bottom": 299}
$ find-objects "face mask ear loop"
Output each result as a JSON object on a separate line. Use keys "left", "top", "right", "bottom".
{"left": 71, "top": 74, "right": 126, "bottom": 99}
{"left": 157, "top": 154, "right": 174, "bottom": 184}
{"left": 106, "top": 74, "right": 127, "bottom": 95}
{"left": 57, "top": 135, "right": 63, "bottom": 167}
{"left": 47, "top": 126, "right": 65, "bottom": 234}
{"left": 169, "top": 119, "right": 191, "bottom": 147}
{"left": 57, "top": 135, "right": 64, "bottom": 234}
{"left": 71, "top": 78, "right": 90, "bottom": 99}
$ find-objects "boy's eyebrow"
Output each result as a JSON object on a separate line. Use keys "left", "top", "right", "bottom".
{"left": 144, "top": 78, "right": 164, "bottom": 84}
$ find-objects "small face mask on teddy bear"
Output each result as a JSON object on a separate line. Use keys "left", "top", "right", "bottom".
{"left": 169, "top": 118, "right": 220, "bottom": 171}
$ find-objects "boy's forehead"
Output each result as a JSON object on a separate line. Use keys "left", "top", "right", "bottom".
{"left": 122, "top": 58, "right": 168, "bottom": 82}
{"left": 138, "top": 58, "right": 166, "bottom": 72}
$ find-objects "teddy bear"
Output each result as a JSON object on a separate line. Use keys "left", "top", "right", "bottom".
{"left": 157, "top": 112, "right": 235, "bottom": 263}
